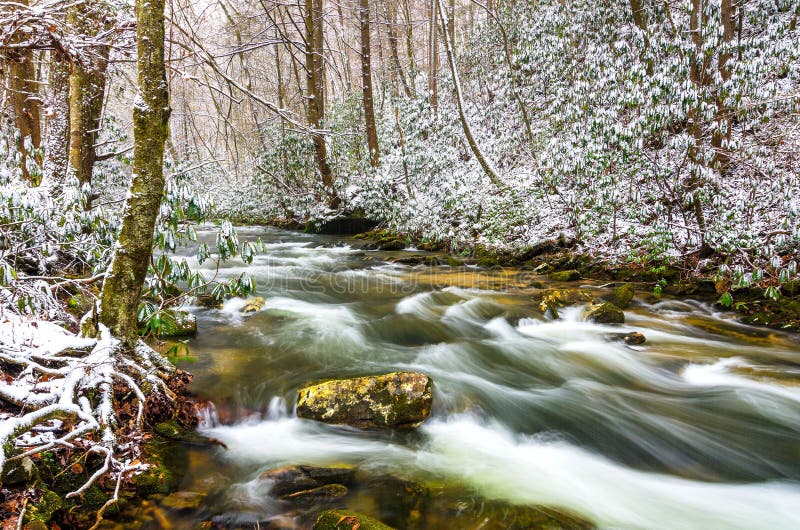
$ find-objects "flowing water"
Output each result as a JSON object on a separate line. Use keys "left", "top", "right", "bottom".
{"left": 114, "top": 227, "right": 800, "bottom": 529}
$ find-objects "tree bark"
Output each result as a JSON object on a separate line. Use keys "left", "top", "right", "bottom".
{"left": 67, "top": 4, "right": 112, "bottom": 190}
{"left": 711, "top": 0, "right": 735, "bottom": 168}
{"left": 99, "top": 0, "right": 170, "bottom": 345}
{"left": 386, "top": 0, "right": 413, "bottom": 97}
{"left": 428, "top": 0, "right": 439, "bottom": 110}
{"left": 4, "top": 1, "right": 41, "bottom": 183}
{"left": 41, "top": 50, "right": 70, "bottom": 189}
{"left": 304, "top": 0, "right": 339, "bottom": 207}
{"left": 360, "top": 0, "right": 381, "bottom": 166}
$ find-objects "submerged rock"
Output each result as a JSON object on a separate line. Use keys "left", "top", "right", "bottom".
{"left": 259, "top": 465, "right": 356, "bottom": 497}
{"left": 161, "top": 491, "right": 207, "bottom": 511}
{"left": 157, "top": 310, "right": 197, "bottom": 338}
{"left": 313, "top": 510, "right": 395, "bottom": 530}
{"left": 548, "top": 269, "right": 581, "bottom": 282}
{"left": 296, "top": 372, "right": 433, "bottom": 429}
{"left": 282, "top": 483, "right": 348, "bottom": 506}
{"left": 242, "top": 296, "right": 265, "bottom": 313}
{"left": 605, "top": 331, "right": 646, "bottom": 345}
{"left": 584, "top": 302, "right": 625, "bottom": 324}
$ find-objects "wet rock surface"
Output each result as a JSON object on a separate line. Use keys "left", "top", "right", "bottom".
{"left": 584, "top": 302, "right": 625, "bottom": 324}
{"left": 313, "top": 510, "right": 396, "bottom": 530}
{"left": 296, "top": 372, "right": 433, "bottom": 429}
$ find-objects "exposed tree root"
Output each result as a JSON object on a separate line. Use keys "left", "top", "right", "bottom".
{"left": 0, "top": 314, "right": 179, "bottom": 527}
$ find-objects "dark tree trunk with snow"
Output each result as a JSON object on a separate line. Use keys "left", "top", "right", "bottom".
{"left": 99, "top": 0, "right": 170, "bottom": 345}
{"left": 360, "top": 0, "right": 380, "bottom": 167}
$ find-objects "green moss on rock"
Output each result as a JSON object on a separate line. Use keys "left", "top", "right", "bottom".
{"left": 605, "top": 283, "right": 635, "bottom": 309}
{"left": 25, "top": 487, "right": 63, "bottom": 524}
{"left": 585, "top": 302, "right": 625, "bottom": 324}
{"left": 296, "top": 372, "right": 433, "bottom": 429}
{"left": 549, "top": 269, "right": 581, "bottom": 282}
{"left": 313, "top": 510, "right": 395, "bottom": 530}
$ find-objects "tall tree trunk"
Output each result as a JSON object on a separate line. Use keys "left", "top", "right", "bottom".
{"left": 629, "top": 0, "right": 647, "bottom": 31}
{"left": 305, "top": 0, "right": 339, "bottom": 207}
{"left": 428, "top": 0, "right": 439, "bottom": 111}
{"left": 67, "top": 4, "right": 111, "bottom": 191}
{"left": 686, "top": 0, "right": 708, "bottom": 248}
{"left": 360, "top": 0, "right": 380, "bottom": 166}
{"left": 437, "top": 0, "right": 502, "bottom": 187}
{"left": 41, "top": 50, "right": 70, "bottom": 189}
{"left": 711, "top": 0, "right": 735, "bottom": 169}
{"left": 4, "top": 1, "right": 41, "bottom": 183}
{"left": 401, "top": 0, "right": 417, "bottom": 74}
{"left": 386, "top": 0, "right": 413, "bottom": 97}
{"left": 99, "top": 0, "right": 170, "bottom": 345}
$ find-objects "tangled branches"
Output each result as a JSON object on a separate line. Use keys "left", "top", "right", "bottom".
{"left": 0, "top": 314, "right": 176, "bottom": 527}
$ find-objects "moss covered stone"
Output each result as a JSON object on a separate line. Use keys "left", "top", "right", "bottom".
{"left": 585, "top": 302, "right": 625, "bottom": 324}
{"left": 605, "top": 283, "right": 635, "bottom": 309}
{"left": 313, "top": 510, "right": 395, "bottom": 530}
{"left": 25, "top": 487, "right": 63, "bottom": 525}
{"left": 242, "top": 296, "right": 265, "bottom": 313}
{"left": 548, "top": 269, "right": 581, "bottom": 282}
{"left": 296, "top": 372, "right": 433, "bottom": 429}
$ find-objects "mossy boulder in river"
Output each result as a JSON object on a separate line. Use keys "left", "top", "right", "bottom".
{"left": 604, "top": 283, "right": 635, "bottom": 309}
{"left": 584, "top": 302, "right": 625, "bottom": 324}
{"left": 313, "top": 510, "right": 395, "bottom": 530}
{"left": 296, "top": 372, "right": 433, "bottom": 429}
{"left": 548, "top": 269, "right": 581, "bottom": 282}
{"left": 242, "top": 296, "right": 265, "bottom": 313}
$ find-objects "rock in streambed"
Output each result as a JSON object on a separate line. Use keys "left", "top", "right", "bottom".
{"left": 296, "top": 372, "right": 433, "bottom": 429}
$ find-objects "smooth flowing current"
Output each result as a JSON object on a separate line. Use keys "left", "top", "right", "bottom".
{"left": 118, "top": 227, "right": 800, "bottom": 529}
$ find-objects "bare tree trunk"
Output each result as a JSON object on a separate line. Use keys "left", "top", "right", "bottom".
{"left": 360, "top": 0, "right": 381, "bottom": 166}
{"left": 41, "top": 50, "right": 70, "bottom": 189}
{"left": 67, "top": 4, "right": 111, "bottom": 191}
{"left": 99, "top": 0, "right": 170, "bottom": 345}
{"left": 386, "top": 0, "right": 412, "bottom": 97}
{"left": 305, "top": 0, "right": 339, "bottom": 207}
{"left": 437, "top": 0, "right": 502, "bottom": 187}
{"left": 686, "top": 0, "right": 708, "bottom": 248}
{"left": 4, "top": 1, "right": 41, "bottom": 183}
{"left": 711, "top": 0, "right": 735, "bottom": 169}
{"left": 629, "top": 0, "right": 647, "bottom": 31}
{"left": 428, "top": 0, "right": 439, "bottom": 110}
{"left": 401, "top": 0, "right": 417, "bottom": 74}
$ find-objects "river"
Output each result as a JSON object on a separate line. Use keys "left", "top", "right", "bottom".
{"left": 115, "top": 226, "right": 800, "bottom": 529}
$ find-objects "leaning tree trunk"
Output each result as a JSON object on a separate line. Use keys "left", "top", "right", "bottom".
{"left": 437, "top": 0, "right": 503, "bottom": 187}
{"left": 99, "top": 0, "right": 170, "bottom": 345}
{"left": 360, "top": 0, "right": 380, "bottom": 167}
